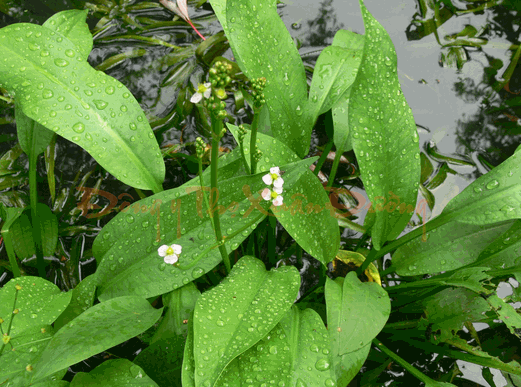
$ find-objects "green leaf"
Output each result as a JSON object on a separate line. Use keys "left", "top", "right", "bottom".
{"left": 151, "top": 282, "right": 200, "bottom": 343}
{"left": 473, "top": 220, "right": 521, "bottom": 269}
{"left": 392, "top": 220, "right": 514, "bottom": 276}
{"left": 228, "top": 124, "right": 340, "bottom": 265}
{"left": 325, "top": 273, "right": 390, "bottom": 356}
{"left": 93, "top": 158, "right": 313, "bottom": 301}
{"left": 211, "top": 0, "right": 312, "bottom": 157}
{"left": 193, "top": 256, "right": 300, "bottom": 387}
{"left": 347, "top": 0, "right": 421, "bottom": 249}
{"left": 308, "top": 32, "right": 363, "bottom": 120}
{"left": 420, "top": 152, "right": 434, "bottom": 184}
{"left": 421, "top": 287, "right": 491, "bottom": 342}
{"left": 0, "top": 23, "right": 164, "bottom": 191}
{"left": 485, "top": 294, "right": 521, "bottom": 340}
{"left": 0, "top": 277, "right": 71, "bottom": 386}
{"left": 42, "top": 10, "right": 92, "bottom": 61}
{"left": 216, "top": 306, "right": 337, "bottom": 386}
{"left": 10, "top": 204, "right": 58, "bottom": 258}
{"left": 181, "top": 315, "right": 196, "bottom": 387}
{"left": 69, "top": 359, "right": 158, "bottom": 386}
{"left": 53, "top": 274, "right": 97, "bottom": 332}
{"left": 133, "top": 336, "right": 185, "bottom": 386}
{"left": 441, "top": 151, "right": 521, "bottom": 225}
{"left": 16, "top": 106, "right": 54, "bottom": 156}
{"left": 32, "top": 296, "right": 162, "bottom": 381}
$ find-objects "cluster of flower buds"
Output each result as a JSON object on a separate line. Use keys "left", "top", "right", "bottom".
{"left": 250, "top": 77, "right": 266, "bottom": 109}
{"left": 261, "top": 167, "right": 284, "bottom": 207}
{"left": 195, "top": 137, "right": 206, "bottom": 158}
{"left": 209, "top": 61, "right": 233, "bottom": 90}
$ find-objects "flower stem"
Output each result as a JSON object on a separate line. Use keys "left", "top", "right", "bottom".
{"left": 187, "top": 19, "right": 206, "bottom": 41}
{"left": 199, "top": 153, "right": 215, "bottom": 230}
{"left": 313, "top": 139, "right": 334, "bottom": 177}
{"left": 249, "top": 111, "right": 260, "bottom": 174}
{"left": 239, "top": 138, "right": 251, "bottom": 175}
{"left": 210, "top": 116, "right": 230, "bottom": 273}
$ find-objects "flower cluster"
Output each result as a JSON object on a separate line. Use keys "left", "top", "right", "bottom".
{"left": 158, "top": 244, "right": 182, "bottom": 264}
{"left": 261, "top": 167, "right": 284, "bottom": 207}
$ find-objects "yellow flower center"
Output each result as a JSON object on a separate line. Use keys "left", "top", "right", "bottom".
{"left": 270, "top": 173, "right": 279, "bottom": 180}
{"left": 166, "top": 246, "right": 174, "bottom": 255}
{"left": 270, "top": 191, "right": 278, "bottom": 199}
{"left": 197, "top": 84, "right": 208, "bottom": 93}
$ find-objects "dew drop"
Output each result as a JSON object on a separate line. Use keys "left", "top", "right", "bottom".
{"left": 72, "top": 122, "right": 85, "bottom": 133}
{"left": 54, "top": 58, "right": 69, "bottom": 67}
{"left": 486, "top": 179, "right": 499, "bottom": 190}
{"left": 105, "top": 86, "right": 115, "bottom": 94}
{"left": 65, "top": 49, "right": 75, "bottom": 57}
{"left": 93, "top": 100, "right": 108, "bottom": 110}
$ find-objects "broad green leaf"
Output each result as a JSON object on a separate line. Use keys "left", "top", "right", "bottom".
{"left": 485, "top": 294, "right": 521, "bottom": 340}
{"left": 193, "top": 256, "right": 300, "bottom": 387}
{"left": 16, "top": 106, "right": 54, "bottom": 156}
{"left": 472, "top": 220, "right": 521, "bottom": 269}
{"left": 325, "top": 273, "right": 390, "bottom": 356}
{"left": 32, "top": 296, "right": 162, "bottom": 381}
{"left": 133, "top": 336, "right": 185, "bottom": 387}
{"left": 392, "top": 220, "right": 514, "bottom": 276}
{"left": 93, "top": 158, "right": 313, "bottom": 301}
{"left": 42, "top": 10, "right": 92, "bottom": 61}
{"left": 10, "top": 204, "right": 58, "bottom": 258}
{"left": 0, "top": 277, "right": 71, "bottom": 386}
{"left": 347, "top": 0, "right": 421, "bottom": 249}
{"left": 332, "top": 95, "right": 352, "bottom": 153}
{"left": 308, "top": 43, "right": 363, "bottom": 120}
{"left": 429, "top": 267, "right": 491, "bottom": 294}
{"left": 441, "top": 151, "right": 521, "bottom": 225}
{"left": 421, "top": 287, "right": 491, "bottom": 343}
{"left": 228, "top": 124, "right": 340, "bottom": 265}
{"left": 53, "top": 274, "right": 97, "bottom": 332}
{"left": 0, "top": 277, "right": 71, "bottom": 338}
{"left": 0, "top": 324, "right": 55, "bottom": 386}
{"left": 211, "top": 0, "right": 312, "bottom": 157}
{"left": 216, "top": 307, "right": 337, "bottom": 386}
{"left": 426, "top": 162, "right": 453, "bottom": 190}
{"left": 420, "top": 152, "right": 434, "bottom": 184}
{"left": 151, "top": 282, "right": 200, "bottom": 343}
{"left": 0, "top": 23, "right": 164, "bottom": 191}
{"left": 70, "top": 359, "right": 158, "bottom": 386}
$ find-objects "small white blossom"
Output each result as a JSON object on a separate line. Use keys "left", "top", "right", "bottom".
{"left": 158, "top": 244, "right": 182, "bottom": 264}
{"left": 261, "top": 186, "right": 283, "bottom": 207}
{"left": 262, "top": 167, "right": 284, "bottom": 188}
{"left": 190, "top": 82, "right": 212, "bottom": 103}
{"left": 160, "top": 0, "right": 206, "bottom": 40}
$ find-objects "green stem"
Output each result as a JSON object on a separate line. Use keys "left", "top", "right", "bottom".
{"left": 372, "top": 338, "right": 440, "bottom": 385}
{"left": 0, "top": 94, "right": 13, "bottom": 104}
{"left": 358, "top": 213, "right": 449, "bottom": 276}
{"left": 2, "top": 232, "right": 20, "bottom": 278}
{"left": 239, "top": 139, "right": 251, "bottom": 175}
{"left": 250, "top": 111, "right": 260, "bottom": 175}
{"left": 327, "top": 146, "right": 344, "bottom": 188}
{"left": 29, "top": 154, "right": 45, "bottom": 278}
{"left": 199, "top": 155, "right": 215, "bottom": 230}
{"left": 210, "top": 116, "right": 230, "bottom": 273}
{"left": 313, "top": 139, "right": 334, "bottom": 177}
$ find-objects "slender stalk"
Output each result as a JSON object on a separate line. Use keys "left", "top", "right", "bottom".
{"left": 249, "top": 112, "right": 260, "bottom": 174}
{"left": 373, "top": 338, "right": 442, "bottom": 385}
{"left": 198, "top": 154, "right": 215, "bottom": 230}
{"left": 210, "top": 116, "right": 230, "bottom": 273}
{"left": 29, "top": 154, "right": 45, "bottom": 278}
{"left": 240, "top": 139, "right": 251, "bottom": 175}
{"left": 327, "top": 147, "right": 343, "bottom": 188}
{"left": 313, "top": 139, "right": 334, "bottom": 177}
{"left": 2, "top": 233, "right": 20, "bottom": 277}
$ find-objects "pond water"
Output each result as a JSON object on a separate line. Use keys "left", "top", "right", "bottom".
{"left": 0, "top": 0, "right": 519, "bottom": 385}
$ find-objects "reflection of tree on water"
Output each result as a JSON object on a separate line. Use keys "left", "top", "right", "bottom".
{"left": 304, "top": 0, "right": 344, "bottom": 47}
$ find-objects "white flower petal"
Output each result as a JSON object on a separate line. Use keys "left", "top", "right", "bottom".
{"left": 172, "top": 244, "right": 182, "bottom": 254}
{"left": 176, "top": 0, "right": 190, "bottom": 21}
{"left": 273, "top": 185, "right": 283, "bottom": 194}
{"left": 272, "top": 196, "right": 283, "bottom": 206}
{"left": 158, "top": 245, "right": 169, "bottom": 257}
{"left": 262, "top": 174, "right": 273, "bottom": 185}
{"left": 273, "top": 177, "right": 284, "bottom": 188}
{"left": 203, "top": 88, "right": 212, "bottom": 99}
{"left": 261, "top": 188, "right": 272, "bottom": 201}
{"left": 164, "top": 254, "right": 179, "bottom": 264}
{"left": 270, "top": 167, "right": 280, "bottom": 174}
{"left": 190, "top": 92, "right": 203, "bottom": 103}
{"left": 203, "top": 82, "right": 211, "bottom": 88}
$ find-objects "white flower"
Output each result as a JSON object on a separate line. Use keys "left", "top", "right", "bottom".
{"left": 190, "top": 82, "right": 212, "bottom": 103}
{"left": 261, "top": 186, "right": 284, "bottom": 207}
{"left": 158, "top": 244, "right": 182, "bottom": 264}
{"left": 262, "top": 167, "right": 284, "bottom": 188}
